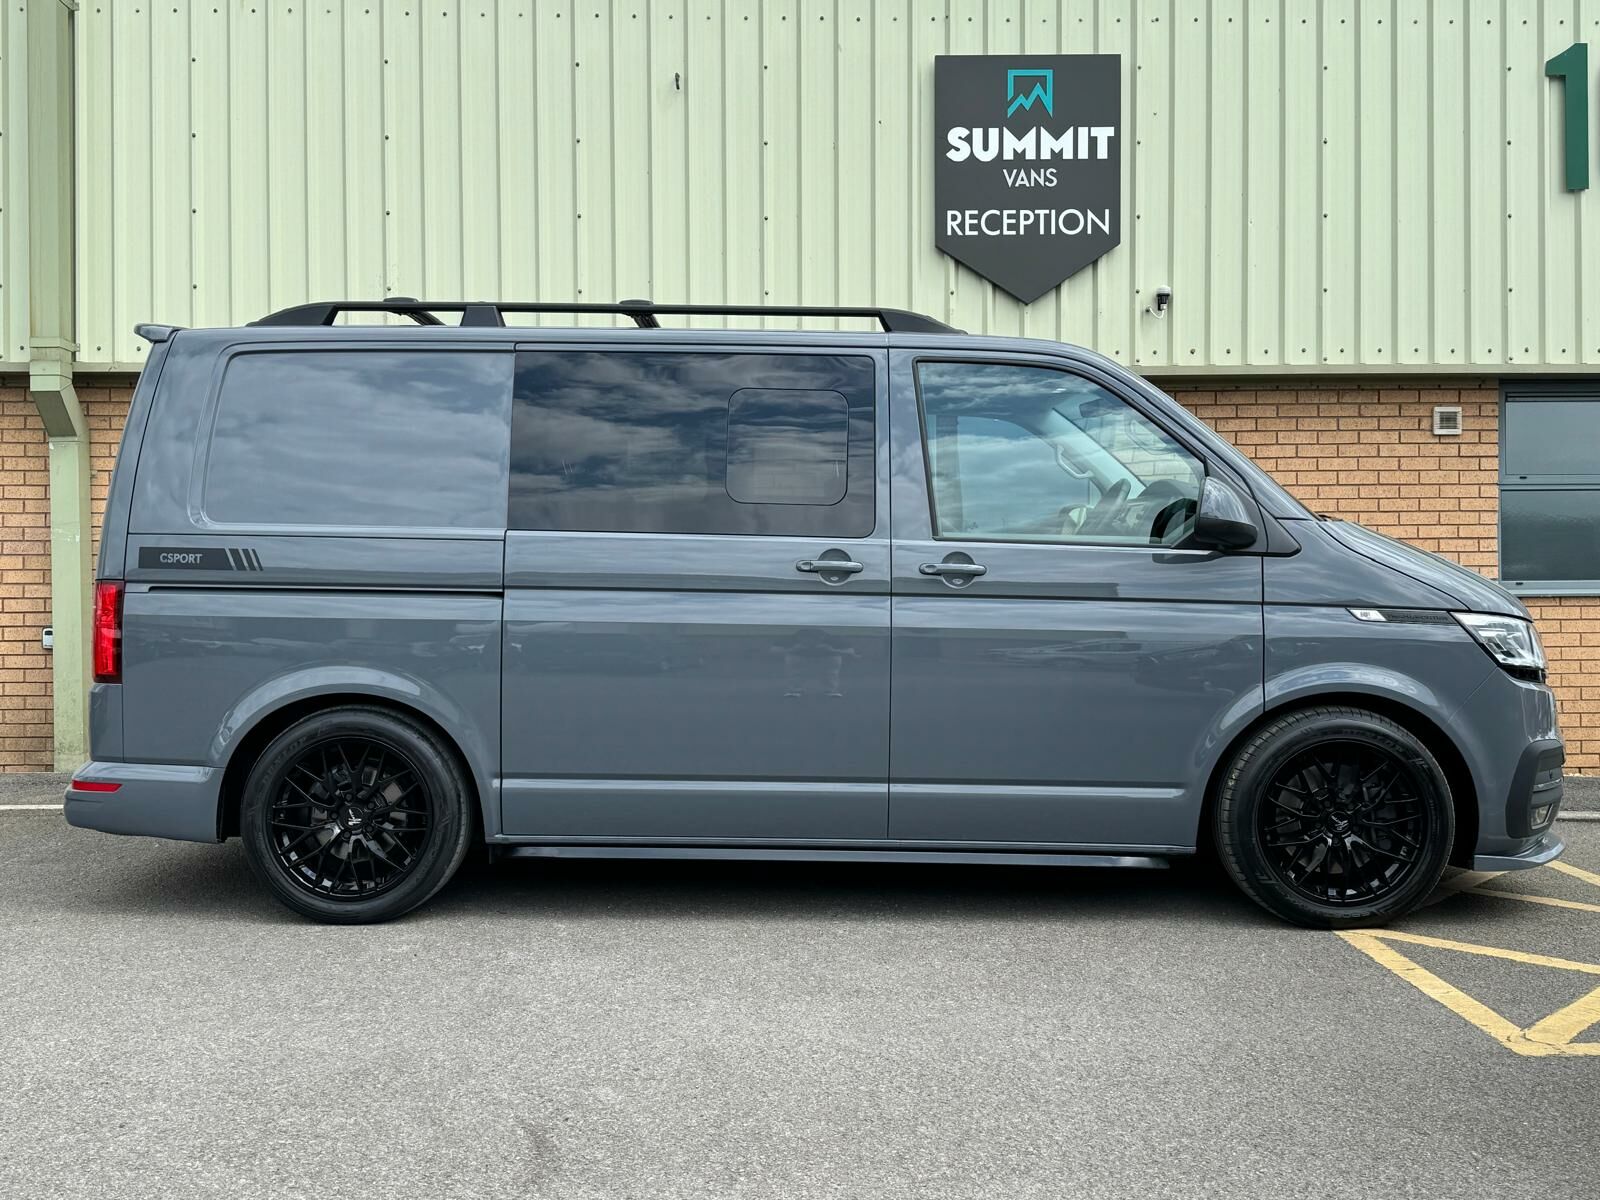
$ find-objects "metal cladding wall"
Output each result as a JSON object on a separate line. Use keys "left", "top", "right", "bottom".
{"left": 58, "top": 0, "right": 1600, "bottom": 372}
{"left": 0, "top": 6, "right": 34, "bottom": 365}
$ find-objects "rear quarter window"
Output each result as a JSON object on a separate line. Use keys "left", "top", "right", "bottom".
{"left": 203, "top": 350, "right": 512, "bottom": 529}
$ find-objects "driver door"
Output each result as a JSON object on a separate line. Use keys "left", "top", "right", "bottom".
{"left": 888, "top": 352, "right": 1264, "bottom": 850}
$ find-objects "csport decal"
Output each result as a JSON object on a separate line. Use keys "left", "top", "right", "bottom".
{"left": 137, "top": 547, "right": 263, "bottom": 571}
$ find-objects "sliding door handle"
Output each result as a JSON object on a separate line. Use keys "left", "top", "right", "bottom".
{"left": 797, "top": 558, "right": 865, "bottom": 575}
{"left": 919, "top": 561, "right": 987, "bottom": 578}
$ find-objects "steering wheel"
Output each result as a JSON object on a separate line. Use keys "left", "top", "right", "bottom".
{"left": 1071, "top": 477, "right": 1131, "bottom": 537}
{"left": 1139, "top": 479, "right": 1196, "bottom": 543}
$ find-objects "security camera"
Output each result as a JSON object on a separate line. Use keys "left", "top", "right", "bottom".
{"left": 1148, "top": 286, "right": 1172, "bottom": 319}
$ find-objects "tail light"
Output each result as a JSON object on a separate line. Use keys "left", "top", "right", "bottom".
{"left": 93, "top": 581, "right": 123, "bottom": 683}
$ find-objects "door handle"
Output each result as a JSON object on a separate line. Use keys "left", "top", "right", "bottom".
{"left": 797, "top": 558, "right": 865, "bottom": 575}
{"left": 919, "top": 561, "right": 988, "bottom": 578}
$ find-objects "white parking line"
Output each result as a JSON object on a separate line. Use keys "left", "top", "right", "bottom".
{"left": 0, "top": 803, "right": 63, "bottom": 811}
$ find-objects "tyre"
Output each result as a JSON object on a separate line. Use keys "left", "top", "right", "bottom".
{"left": 1213, "top": 706, "right": 1455, "bottom": 928}
{"left": 239, "top": 706, "right": 475, "bottom": 924}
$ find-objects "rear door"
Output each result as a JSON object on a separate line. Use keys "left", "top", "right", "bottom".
{"left": 888, "top": 351, "right": 1264, "bottom": 850}
{"left": 500, "top": 344, "right": 891, "bottom": 841}
{"left": 121, "top": 342, "right": 511, "bottom": 815}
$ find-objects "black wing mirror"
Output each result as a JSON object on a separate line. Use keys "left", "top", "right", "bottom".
{"left": 1191, "top": 476, "right": 1260, "bottom": 550}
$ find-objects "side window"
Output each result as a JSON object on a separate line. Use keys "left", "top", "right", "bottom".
{"left": 509, "top": 351, "right": 875, "bottom": 536}
{"left": 1500, "top": 391, "right": 1600, "bottom": 590}
{"left": 917, "top": 361, "right": 1204, "bottom": 547}
{"left": 204, "top": 350, "right": 512, "bottom": 529}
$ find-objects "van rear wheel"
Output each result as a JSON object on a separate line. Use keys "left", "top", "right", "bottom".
{"left": 1213, "top": 706, "right": 1455, "bottom": 928}
{"left": 240, "top": 707, "right": 474, "bottom": 924}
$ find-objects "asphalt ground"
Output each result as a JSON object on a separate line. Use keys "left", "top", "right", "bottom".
{"left": 1, "top": 779, "right": 1598, "bottom": 1199}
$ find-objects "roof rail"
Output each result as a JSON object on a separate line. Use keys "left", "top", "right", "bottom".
{"left": 250, "top": 298, "right": 961, "bottom": 335}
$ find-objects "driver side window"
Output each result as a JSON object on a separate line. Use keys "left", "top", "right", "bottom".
{"left": 917, "top": 361, "right": 1204, "bottom": 547}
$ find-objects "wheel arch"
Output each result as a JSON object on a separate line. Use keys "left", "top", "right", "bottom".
{"left": 215, "top": 686, "right": 489, "bottom": 843}
{"left": 1197, "top": 691, "right": 1479, "bottom": 869}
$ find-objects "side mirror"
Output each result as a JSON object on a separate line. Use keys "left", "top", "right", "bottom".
{"left": 1191, "top": 476, "right": 1260, "bottom": 550}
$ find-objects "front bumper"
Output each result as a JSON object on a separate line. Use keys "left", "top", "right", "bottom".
{"left": 1451, "top": 666, "right": 1565, "bottom": 867}
{"left": 1473, "top": 830, "right": 1565, "bottom": 872}
{"left": 64, "top": 761, "right": 222, "bottom": 843}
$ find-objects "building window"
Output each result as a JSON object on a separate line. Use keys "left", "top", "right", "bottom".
{"left": 1500, "top": 386, "right": 1600, "bottom": 593}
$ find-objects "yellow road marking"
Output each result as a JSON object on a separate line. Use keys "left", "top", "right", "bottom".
{"left": 1549, "top": 859, "right": 1600, "bottom": 890}
{"left": 1463, "top": 887, "right": 1600, "bottom": 916}
{"left": 1338, "top": 932, "right": 1546, "bottom": 1054}
{"left": 1459, "top": 889, "right": 1600, "bottom": 915}
{"left": 1355, "top": 928, "right": 1600, "bottom": 975}
{"left": 1525, "top": 984, "right": 1600, "bottom": 1046}
{"left": 1337, "top": 929, "right": 1600, "bottom": 1057}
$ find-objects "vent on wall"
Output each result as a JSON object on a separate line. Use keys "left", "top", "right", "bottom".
{"left": 1432, "top": 406, "right": 1464, "bottom": 436}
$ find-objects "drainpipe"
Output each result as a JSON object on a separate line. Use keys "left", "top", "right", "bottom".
{"left": 24, "top": 0, "right": 89, "bottom": 770}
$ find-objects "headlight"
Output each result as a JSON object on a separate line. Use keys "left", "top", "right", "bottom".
{"left": 1452, "top": 612, "right": 1546, "bottom": 681}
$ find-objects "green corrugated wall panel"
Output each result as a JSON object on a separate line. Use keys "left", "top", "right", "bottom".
{"left": 1505, "top": 5, "right": 1542, "bottom": 365}
{"left": 0, "top": 5, "right": 24, "bottom": 363}
{"left": 56, "top": 0, "right": 1600, "bottom": 372}
{"left": 1282, "top": 5, "right": 1320, "bottom": 367}
{"left": 1430, "top": 3, "right": 1466, "bottom": 366}
{"left": 1581, "top": 4, "right": 1600, "bottom": 363}
{"left": 1358, "top": 1, "right": 1394, "bottom": 365}
{"left": 1132, "top": 0, "right": 1171, "bottom": 368}
{"left": 1244, "top": 2, "right": 1281, "bottom": 367}
{"left": 1321, "top": 0, "right": 1357, "bottom": 366}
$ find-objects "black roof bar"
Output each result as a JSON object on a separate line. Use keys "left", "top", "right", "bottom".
{"left": 250, "top": 298, "right": 960, "bottom": 335}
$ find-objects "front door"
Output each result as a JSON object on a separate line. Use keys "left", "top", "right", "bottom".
{"left": 501, "top": 345, "right": 891, "bottom": 841}
{"left": 888, "top": 353, "right": 1264, "bottom": 850}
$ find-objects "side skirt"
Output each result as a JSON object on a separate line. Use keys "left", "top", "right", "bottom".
{"left": 494, "top": 844, "right": 1176, "bottom": 869}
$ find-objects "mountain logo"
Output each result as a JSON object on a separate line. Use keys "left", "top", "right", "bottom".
{"left": 1005, "top": 68, "right": 1054, "bottom": 118}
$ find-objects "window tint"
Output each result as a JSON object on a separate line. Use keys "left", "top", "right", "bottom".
{"left": 917, "top": 361, "right": 1203, "bottom": 546}
{"left": 1501, "top": 392, "right": 1600, "bottom": 590}
{"left": 510, "top": 351, "right": 875, "bottom": 536}
{"left": 205, "top": 351, "right": 511, "bottom": 529}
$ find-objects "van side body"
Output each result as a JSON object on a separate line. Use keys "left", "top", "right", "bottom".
{"left": 66, "top": 318, "right": 1564, "bottom": 924}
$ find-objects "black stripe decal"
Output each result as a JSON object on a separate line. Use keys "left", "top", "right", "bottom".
{"left": 248, "top": 549, "right": 263, "bottom": 571}
{"left": 227, "top": 548, "right": 243, "bottom": 571}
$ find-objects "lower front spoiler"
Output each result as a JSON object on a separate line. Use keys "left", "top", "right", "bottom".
{"left": 64, "top": 761, "right": 222, "bottom": 844}
{"left": 1473, "top": 831, "right": 1565, "bottom": 872}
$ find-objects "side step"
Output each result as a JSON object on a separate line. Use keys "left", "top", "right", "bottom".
{"left": 497, "top": 845, "right": 1171, "bottom": 869}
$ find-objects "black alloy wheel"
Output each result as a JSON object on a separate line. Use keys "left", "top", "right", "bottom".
{"left": 1254, "top": 741, "right": 1429, "bottom": 906}
{"left": 267, "top": 736, "right": 432, "bottom": 900}
{"left": 1214, "top": 706, "right": 1455, "bottom": 928}
{"left": 240, "top": 706, "right": 474, "bottom": 924}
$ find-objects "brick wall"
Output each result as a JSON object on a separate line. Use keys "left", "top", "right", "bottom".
{"left": 1, "top": 378, "right": 1596, "bottom": 774}
{"left": 0, "top": 389, "right": 54, "bottom": 771}
{"left": 1169, "top": 382, "right": 1596, "bottom": 772}
{"left": 0, "top": 385, "right": 132, "bottom": 772}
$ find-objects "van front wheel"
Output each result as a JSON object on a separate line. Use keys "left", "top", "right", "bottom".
{"left": 239, "top": 707, "right": 475, "bottom": 924}
{"left": 1213, "top": 707, "right": 1455, "bottom": 928}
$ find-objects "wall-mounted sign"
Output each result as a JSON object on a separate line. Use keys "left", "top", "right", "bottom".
{"left": 1547, "top": 42, "right": 1591, "bottom": 191}
{"left": 934, "top": 54, "right": 1122, "bottom": 303}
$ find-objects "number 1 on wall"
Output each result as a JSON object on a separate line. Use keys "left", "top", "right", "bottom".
{"left": 1548, "top": 42, "right": 1590, "bottom": 192}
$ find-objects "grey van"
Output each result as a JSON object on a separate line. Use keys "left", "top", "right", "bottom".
{"left": 65, "top": 299, "right": 1564, "bottom": 926}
